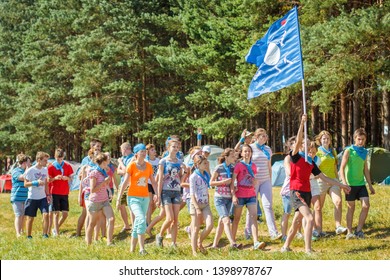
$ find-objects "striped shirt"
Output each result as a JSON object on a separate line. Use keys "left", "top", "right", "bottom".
{"left": 11, "top": 167, "right": 28, "bottom": 202}
{"left": 250, "top": 143, "right": 272, "bottom": 181}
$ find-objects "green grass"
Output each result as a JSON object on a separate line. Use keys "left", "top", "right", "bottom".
{"left": 1, "top": 186, "right": 389, "bottom": 260}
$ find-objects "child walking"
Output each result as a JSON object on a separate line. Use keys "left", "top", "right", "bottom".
{"left": 281, "top": 115, "right": 350, "bottom": 254}
{"left": 189, "top": 154, "right": 214, "bottom": 256}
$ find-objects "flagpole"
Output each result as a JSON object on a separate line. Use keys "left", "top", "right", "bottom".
{"left": 302, "top": 79, "right": 308, "bottom": 162}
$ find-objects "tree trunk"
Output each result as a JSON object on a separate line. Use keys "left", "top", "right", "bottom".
{"left": 340, "top": 91, "right": 348, "bottom": 148}
{"left": 311, "top": 105, "right": 319, "bottom": 136}
{"left": 370, "top": 91, "right": 378, "bottom": 146}
{"left": 352, "top": 78, "right": 361, "bottom": 131}
{"left": 383, "top": 88, "right": 390, "bottom": 150}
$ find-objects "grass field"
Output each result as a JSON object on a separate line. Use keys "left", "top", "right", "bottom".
{"left": 1, "top": 186, "right": 389, "bottom": 260}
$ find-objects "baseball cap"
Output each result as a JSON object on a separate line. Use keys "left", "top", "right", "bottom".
{"left": 245, "top": 131, "right": 253, "bottom": 137}
{"left": 202, "top": 146, "right": 211, "bottom": 154}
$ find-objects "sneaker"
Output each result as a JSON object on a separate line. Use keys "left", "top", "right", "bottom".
{"left": 52, "top": 229, "right": 57, "bottom": 237}
{"left": 280, "top": 246, "right": 292, "bottom": 253}
{"left": 244, "top": 228, "right": 251, "bottom": 240}
{"left": 271, "top": 233, "right": 283, "bottom": 240}
{"left": 312, "top": 230, "right": 320, "bottom": 238}
{"left": 27, "top": 235, "right": 33, "bottom": 239}
{"left": 281, "top": 235, "right": 287, "bottom": 242}
{"left": 253, "top": 241, "right": 266, "bottom": 250}
{"left": 346, "top": 233, "right": 356, "bottom": 240}
{"left": 165, "top": 233, "right": 172, "bottom": 239}
{"left": 257, "top": 215, "right": 263, "bottom": 223}
{"left": 42, "top": 234, "right": 49, "bottom": 238}
{"left": 139, "top": 249, "right": 148, "bottom": 256}
{"left": 335, "top": 226, "right": 348, "bottom": 235}
{"left": 170, "top": 243, "right": 178, "bottom": 249}
{"left": 355, "top": 230, "right": 365, "bottom": 239}
{"left": 295, "top": 232, "right": 303, "bottom": 239}
{"left": 312, "top": 235, "right": 319, "bottom": 241}
{"left": 156, "top": 233, "right": 163, "bottom": 247}
{"left": 230, "top": 243, "right": 241, "bottom": 250}
{"left": 319, "top": 232, "right": 329, "bottom": 238}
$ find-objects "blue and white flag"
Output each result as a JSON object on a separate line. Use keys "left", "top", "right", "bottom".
{"left": 246, "top": 6, "right": 304, "bottom": 100}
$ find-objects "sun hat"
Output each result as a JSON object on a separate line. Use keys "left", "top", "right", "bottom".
{"left": 202, "top": 146, "right": 211, "bottom": 154}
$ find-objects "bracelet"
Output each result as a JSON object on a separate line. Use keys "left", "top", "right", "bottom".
{"left": 32, "top": 181, "right": 39, "bottom": 187}
{"left": 240, "top": 137, "right": 245, "bottom": 143}
{"left": 197, "top": 134, "right": 202, "bottom": 140}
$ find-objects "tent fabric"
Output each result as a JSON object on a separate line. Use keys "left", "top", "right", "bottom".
{"left": 183, "top": 145, "right": 224, "bottom": 173}
{"left": 380, "top": 176, "right": 390, "bottom": 185}
{"left": 0, "top": 174, "right": 12, "bottom": 193}
{"left": 271, "top": 160, "right": 285, "bottom": 186}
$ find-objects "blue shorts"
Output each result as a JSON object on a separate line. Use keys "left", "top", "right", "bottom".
{"left": 161, "top": 190, "right": 182, "bottom": 206}
{"left": 214, "top": 196, "right": 232, "bottom": 218}
{"left": 12, "top": 201, "right": 25, "bottom": 217}
{"left": 237, "top": 196, "right": 257, "bottom": 207}
{"left": 24, "top": 198, "right": 49, "bottom": 217}
{"left": 282, "top": 195, "right": 291, "bottom": 214}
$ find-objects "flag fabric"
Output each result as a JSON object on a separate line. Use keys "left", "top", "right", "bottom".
{"left": 246, "top": 6, "right": 304, "bottom": 100}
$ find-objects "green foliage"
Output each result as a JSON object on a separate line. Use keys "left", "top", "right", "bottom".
{"left": 0, "top": 0, "right": 388, "bottom": 157}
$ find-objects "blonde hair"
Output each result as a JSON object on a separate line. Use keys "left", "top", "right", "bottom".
{"left": 315, "top": 130, "right": 332, "bottom": 146}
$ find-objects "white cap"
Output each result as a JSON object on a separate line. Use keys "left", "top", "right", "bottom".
{"left": 202, "top": 146, "right": 211, "bottom": 154}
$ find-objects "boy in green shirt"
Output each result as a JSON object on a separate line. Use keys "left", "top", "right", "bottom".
{"left": 340, "top": 128, "right": 375, "bottom": 239}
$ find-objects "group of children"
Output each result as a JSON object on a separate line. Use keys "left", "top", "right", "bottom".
{"left": 10, "top": 115, "right": 375, "bottom": 256}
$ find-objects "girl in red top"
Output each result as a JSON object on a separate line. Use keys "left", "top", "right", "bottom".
{"left": 281, "top": 115, "right": 350, "bottom": 254}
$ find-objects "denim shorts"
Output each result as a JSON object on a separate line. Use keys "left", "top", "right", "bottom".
{"left": 12, "top": 201, "right": 25, "bottom": 217}
{"left": 282, "top": 195, "right": 291, "bottom": 214}
{"left": 161, "top": 190, "right": 182, "bottom": 206}
{"left": 214, "top": 196, "right": 232, "bottom": 218}
{"left": 237, "top": 196, "right": 257, "bottom": 207}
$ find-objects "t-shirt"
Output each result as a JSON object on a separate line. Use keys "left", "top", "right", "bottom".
{"left": 316, "top": 147, "right": 337, "bottom": 179}
{"left": 146, "top": 157, "right": 160, "bottom": 184}
{"left": 11, "top": 167, "right": 28, "bottom": 202}
{"left": 250, "top": 143, "right": 272, "bottom": 181}
{"left": 213, "top": 163, "right": 234, "bottom": 198}
{"left": 48, "top": 161, "right": 73, "bottom": 195}
{"left": 290, "top": 152, "right": 321, "bottom": 192}
{"left": 345, "top": 146, "right": 366, "bottom": 186}
{"left": 127, "top": 162, "right": 153, "bottom": 197}
{"left": 88, "top": 169, "right": 110, "bottom": 203}
{"left": 234, "top": 162, "right": 257, "bottom": 198}
{"left": 189, "top": 172, "right": 209, "bottom": 204}
{"left": 159, "top": 158, "right": 183, "bottom": 192}
{"left": 25, "top": 165, "right": 48, "bottom": 200}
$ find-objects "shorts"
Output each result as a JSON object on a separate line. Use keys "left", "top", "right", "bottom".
{"left": 290, "top": 190, "right": 311, "bottom": 212}
{"left": 345, "top": 185, "right": 369, "bottom": 201}
{"left": 148, "top": 183, "right": 155, "bottom": 195}
{"left": 190, "top": 202, "right": 212, "bottom": 216}
{"left": 161, "top": 190, "right": 182, "bottom": 206}
{"left": 281, "top": 195, "right": 291, "bottom": 214}
{"left": 318, "top": 179, "right": 341, "bottom": 196}
{"left": 24, "top": 198, "right": 49, "bottom": 217}
{"left": 214, "top": 196, "right": 232, "bottom": 218}
{"left": 85, "top": 200, "right": 111, "bottom": 213}
{"left": 236, "top": 196, "right": 257, "bottom": 207}
{"left": 120, "top": 186, "right": 130, "bottom": 206}
{"left": 310, "top": 179, "right": 321, "bottom": 196}
{"left": 12, "top": 201, "right": 25, "bottom": 217}
{"left": 51, "top": 194, "right": 69, "bottom": 212}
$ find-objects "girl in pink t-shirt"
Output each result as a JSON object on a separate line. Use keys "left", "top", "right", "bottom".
{"left": 230, "top": 144, "right": 266, "bottom": 250}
